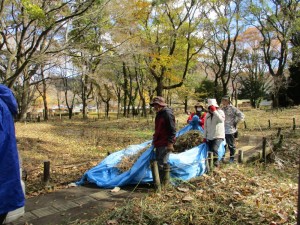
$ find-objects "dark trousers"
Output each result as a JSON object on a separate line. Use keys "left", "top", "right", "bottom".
{"left": 225, "top": 133, "right": 236, "bottom": 160}
{"left": 0, "top": 213, "right": 7, "bottom": 224}
{"left": 207, "top": 138, "right": 223, "bottom": 166}
{"left": 155, "top": 146, "right": 169, "bottom": 182}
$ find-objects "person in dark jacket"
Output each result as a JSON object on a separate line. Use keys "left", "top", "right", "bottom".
{"left": 150, "top": 96, "right": 176, "bottom": 183}
{"left": 0, "top": 84, "right": 25, "bottom": 224}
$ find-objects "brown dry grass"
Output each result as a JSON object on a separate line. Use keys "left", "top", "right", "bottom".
{"left": 16, "top": 117, "right": 154, "bottom": 196}
{"left": 116, "top": 145, "right": 150, "bottom": 172}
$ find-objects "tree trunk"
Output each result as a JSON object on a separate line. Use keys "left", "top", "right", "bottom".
{"left": 82, "top": 74, "right": 88, "bottom": 119}
{"left": 156, "top": 78, "right": 163, "bottom": 96}
{"left": 105, "top": 101, "right": 109, "bottom": 118}
{"left": 184, "top": 96, "right": 188, "bottom": 113}
{"left": 18, "top": 79, "right": 30, "bottom": 121}
{"left": 141, "top": 98, "right": 147, "bottom": 117}
{"left": 96, "top": 97, "right": 101, "bottom": 119}
{"left": 122, "top": 62, "right": 128, "bottom": 117}
{"left": 68, "top": 108, "right": 73, "bottom": 119}
{"left": 41, "top": 69, "right": 48, "bottom": 121}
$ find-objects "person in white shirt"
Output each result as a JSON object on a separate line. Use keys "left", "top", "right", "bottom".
{"left": 203, "top": 99, "right": 225, "bottom": 167}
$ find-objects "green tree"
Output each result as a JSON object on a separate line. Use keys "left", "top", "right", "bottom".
{"left": 110, "top": 0, "right": 206, "bottom": 96}
{"left": 195, "top": 79, "right": 223, "bottom": 104}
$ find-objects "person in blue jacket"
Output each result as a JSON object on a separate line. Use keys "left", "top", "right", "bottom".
{"left": 0, "top": 84, "right": 25, "bottom": 224}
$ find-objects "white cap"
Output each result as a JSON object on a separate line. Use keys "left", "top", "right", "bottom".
{"left": 207, "top": 99, "right": 219, "bottom": 107}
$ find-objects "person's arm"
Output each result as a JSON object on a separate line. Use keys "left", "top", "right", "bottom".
{"left": 187, "top": 113, "right": 193, "bottom": 123}
{"left": 165, "top": 111, "right": 176, "bottom": 145}
{"left": 203, "top": 114, "right": 208, "bottom": 140}
{"left": 235, "top": 108, "right": 245, "bottom": 124}
{"left": 209, "top": 106, "right": 225, "bottom": 123}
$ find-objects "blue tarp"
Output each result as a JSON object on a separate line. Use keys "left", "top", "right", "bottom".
{"left": 76, "top": 124, "right": 225, "bottom": 188}
{"left": 0, "top": 84, "right": 25, "bottom": 215}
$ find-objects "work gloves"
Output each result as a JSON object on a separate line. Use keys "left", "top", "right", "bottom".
{"left": 208, "top": 105, "right": 216, "bottom": 112}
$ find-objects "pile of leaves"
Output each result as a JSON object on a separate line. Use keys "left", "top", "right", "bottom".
{"left": 174, "top": 130, "right": 204, "bottom": 152}
{"left": 116, "top": 146, "right": 150, "bottom": 173}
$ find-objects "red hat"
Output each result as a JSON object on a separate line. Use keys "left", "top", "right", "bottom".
{"left": 150, "top": 96, "right": 167, "bottom": 107}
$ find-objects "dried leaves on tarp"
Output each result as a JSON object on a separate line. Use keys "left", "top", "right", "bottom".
{"left": 116, "top": 146, "right": 150, "bottom": 173}
{"left": 174, "top": 130, "right": 204, "bottom": 153}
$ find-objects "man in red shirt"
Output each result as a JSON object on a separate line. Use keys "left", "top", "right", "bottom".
{"left": 150, "top": 96, "right": 176, "bottom": 183}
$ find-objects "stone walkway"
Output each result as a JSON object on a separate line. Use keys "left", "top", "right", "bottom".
{"left": 9, "top": 184, "right": 151, "bottom": 225}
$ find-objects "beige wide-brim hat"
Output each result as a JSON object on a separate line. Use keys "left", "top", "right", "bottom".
{"left": 150, "top": 96, "right": 167, "bottom": 107}
{"left": 194, "top": 102, "right": 204, "bottom": 108}
{"left": 207, "top": 98, "right": 219, "bottom": 107}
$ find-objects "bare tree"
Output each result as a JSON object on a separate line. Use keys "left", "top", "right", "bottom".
{"left": 248, "top": 0, "right": 299, "bottom": 107}
{"left": 201, "top": 0, "right": 245, "bottom": 99}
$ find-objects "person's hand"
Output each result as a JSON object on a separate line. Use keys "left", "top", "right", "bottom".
{"left": 209, "top": 105, "right": 216, "bottom": 112}
{"left": 203, "top": 138, "right": 206, "bottom": 143}
{"left": 199, "top": 118, "right": 203, "bottom": 126}
{"left": 167, "top": 143, "right": 174, "bottom": 152}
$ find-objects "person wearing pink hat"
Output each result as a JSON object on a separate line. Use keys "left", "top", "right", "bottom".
{"left": 203, "top": 99, "right": 225, "bottom": 167}
{"left": 150, "top": 96, "right": 176, "bottom": 183}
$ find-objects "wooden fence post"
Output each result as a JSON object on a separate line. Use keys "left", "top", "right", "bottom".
{"left": 163, "top": 164, "right": 170, "bottom": 187}
{"left": 262, "top": 137, "right": 267, "bottom": 163}
{"left": 297, "top": 150, "right": 300, "bottom": 225}
{"left": 268, "top": 119, "right": 271, "bottom": 129}
{"left": 293, "top": 118, "right": 296, "bottom": 130}
{"left": 43, "top": 161, "right": 50, "bottom": 184}
{"left": 208, "top": 152, "right": 213, "bottom": 170}
{"left": 151, "top": 161, "right": 161, "bottom": 193}
{"left": 277, "top": 128, "right": 282, "bottom": 137}
{"left": 238, "top": 150, "right": 244, "bottom": 163}
{"left": 278, "top": 134, "right": 283, "bottom": 148}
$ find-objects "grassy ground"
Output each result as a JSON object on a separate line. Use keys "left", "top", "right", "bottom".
{"left": 15, "top": 107, "right": 300, "bottom": 224}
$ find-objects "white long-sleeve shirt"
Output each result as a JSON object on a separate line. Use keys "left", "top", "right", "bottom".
{"left": 204, "top": 109, "right": 225, "bottom": 140}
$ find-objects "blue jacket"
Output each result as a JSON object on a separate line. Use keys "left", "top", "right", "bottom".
{"left": 0, "top": 84, "right": 25, "bottom": 214}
